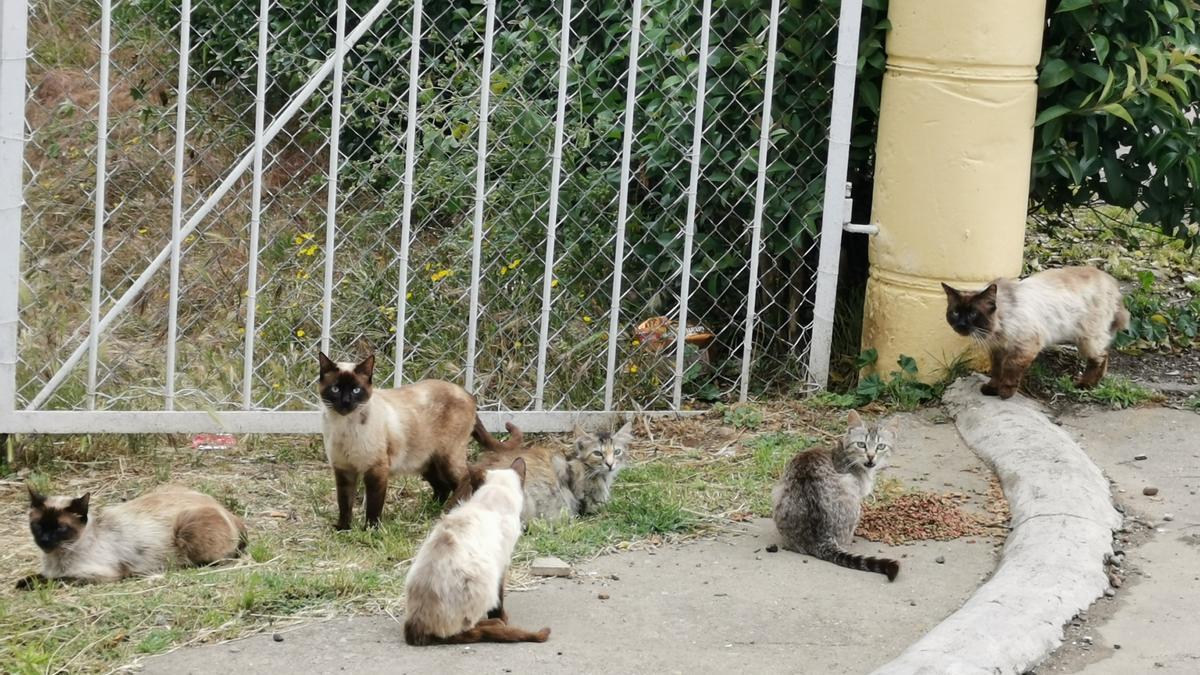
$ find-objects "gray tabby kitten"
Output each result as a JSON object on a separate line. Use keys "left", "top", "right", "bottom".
{"left": 473, "top": 420, "right": 633, "bottom": 522}
{"left": 771, "top": 410, "right": 900, "bottom": 581}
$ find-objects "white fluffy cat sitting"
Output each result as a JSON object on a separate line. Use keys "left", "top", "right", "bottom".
{"left": 403, "top": 458, "right": 551, "bottom": 645}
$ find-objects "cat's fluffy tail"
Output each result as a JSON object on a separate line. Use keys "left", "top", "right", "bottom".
{"left": 1111, "top": 301, "right": 1130, "bottom": 335}
{"left": 473, "top": 418, "right": 524, "bottom": 452}
{"left": 816, "top": 542, "right": 900, "bottom": 582}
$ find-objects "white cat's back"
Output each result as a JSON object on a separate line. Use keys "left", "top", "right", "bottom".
{"left": 1001, "top": 267, "right": 1121, "bottom": 345}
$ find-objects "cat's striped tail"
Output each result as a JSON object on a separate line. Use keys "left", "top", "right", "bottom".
{"left": 816, "top": 542, "right": 900, "bottom": 581}
{"left": 473, "top": 418, "right": 524, "bottom": 452}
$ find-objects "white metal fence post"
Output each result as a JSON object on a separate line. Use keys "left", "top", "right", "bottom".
{"left": 738, "top": 0, "right": 783, "bottom": 403}
{"left": 85, "top": 0, "right": 112, "bottom": 410}
{"left": 0, "top": 0, "right": 28, "bottom": 420}
{"left": 465, "top": 0, "right": 498, "bottom": 393}
{"left": 165, "top": 0, "right": 192, "bottom": 410}
{"left": 672, "top": 0, "right": 714, "bottom": 409}
{"left": 393, "top": 0, "right": 424, "bottom": 387}
{"left": 242, "top": 0, "right": 271, "bottom": 409}
{"left": 534, "top": 0, "right": 573, "bottom": 410}
{"left": 321, "top": 0, "right": 349, "bottom": 356}
{"left": 602, "top": 0, "right": 643, "bottom": 411}
{"left": 808, "top": 0, "right": 865, "bottom": 387}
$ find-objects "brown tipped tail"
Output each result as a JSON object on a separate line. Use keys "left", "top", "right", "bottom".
{"left": 473, "top": 417, "right": 524, "bottom": 452}
{"left": 818, "top": 543, "right": 900, "bottom": 581}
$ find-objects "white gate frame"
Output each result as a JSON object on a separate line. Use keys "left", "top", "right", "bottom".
{"left": 0, "top": 0, "right": 864, "bottom": 435}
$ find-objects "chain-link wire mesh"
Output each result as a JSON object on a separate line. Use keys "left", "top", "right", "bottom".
{"left": 16, "top": 0, "right": 846, "bottom": 419}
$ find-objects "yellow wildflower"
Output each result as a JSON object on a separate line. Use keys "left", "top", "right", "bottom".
{"left": 514, "top": 341, "right": 523, "bottom": 348}
{"left": 629, "top": 365, "right": 639, "bottom": 374}
{"left": 509, "top": 258, "right": 521, "bottom": 269}
{"left": 406, "top": 292, "right": 413, "bottom": 300}
{"left": 184, "top": 234, "right": 196, "bottom": 244}
{"left": 550, "top": 279, "right": 559, "bottom": 288}
{"left": 499, "top": 267, "right": 508, "bottom": 276}
{"left": 273, "top": 383, "right": 281, "bottom": 389}
{"left": 632, "top": 338, "right": 641, "bottom": 347}
{"left": 431, "top": 269, "right": 452, "bottom": 282}
{"left": 295, "top": 329, "right": 306, "bottom": 338}
{"left": 582, "top": 315, "right": 592, "bottom": 324}
{"left": 137, "top": 227, "right": 148, "bottom": 235}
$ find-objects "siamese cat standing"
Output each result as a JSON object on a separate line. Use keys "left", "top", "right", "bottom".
{"left": 772, "top": 411, "right": 900, "bottom": 581}
{"left": 19, "top": 484, "right": 246, "bottom": 588}
{"left": 404, "top": 457, "right": 551, "bottom": 645}
{"left": 941, "top": 266, "right": 1128, "bottom": 399}
{"left": 319, "top": 352, "right": 516, "bottom": 530}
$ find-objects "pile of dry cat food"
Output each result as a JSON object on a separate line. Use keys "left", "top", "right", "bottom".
{"left": 856, "top": 488, "right": 1007, "bottom": 545}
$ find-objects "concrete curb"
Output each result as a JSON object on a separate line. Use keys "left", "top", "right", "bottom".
{"left": 871, "top": 375, "right": 1122, "bottom": 675}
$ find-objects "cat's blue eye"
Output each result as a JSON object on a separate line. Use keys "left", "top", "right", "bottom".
{"left": 331, "top": 386, "right": 340, "bottom": 394}
{"left": 352, "top": 387, "right": 361, "bottom": 394}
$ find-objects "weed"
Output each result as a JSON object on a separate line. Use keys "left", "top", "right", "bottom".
{"left": 809, "top": 391, "right": 860, "bottom": 409}
{"left": 720, "top": 403, "right": 764, "bottom": 430}
{"left": 1055, "top": 375, "right": 1159, "bottom": 409}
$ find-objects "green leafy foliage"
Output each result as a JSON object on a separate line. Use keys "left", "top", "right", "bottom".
{"left": 1029, "top": 0, "right": 1200, "bottom": 247}
{"left": 851, "top": 350, "right": 946, "bottom": 410}
{"left": 1114, "top": 270, "right": 1200, "bottom": 351}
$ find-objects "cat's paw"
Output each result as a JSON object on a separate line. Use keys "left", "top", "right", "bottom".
{"left": 333, "top": 522, "right": 352, "bottom": 532}
{"left": 532, "top": 627, "right": 551, "bottom": 642}
{"left": 997, "top": 386, "right": 1017, "bottom": 400}
{"left": 14, "top": 574, "right": 44, "bottom": 591}
{"left": 980, "top": 382, "right": 1000, "bottom": 396}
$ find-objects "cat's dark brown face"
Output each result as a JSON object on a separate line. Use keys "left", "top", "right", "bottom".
{"left": 28, "top": 488, "right": 89, "bottom": 552}
{"left": 318, "top": 352, "right": 374, "bottom": 415}
{"left": 942, "top": 283, "right": 997, "bottom": 338}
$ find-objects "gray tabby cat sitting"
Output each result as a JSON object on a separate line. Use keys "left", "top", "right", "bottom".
{"left": 772, "top": 410, "right": 900, "bottom": 581}
{"left": 473, "top": 420, "right": 633, "bottom": 523}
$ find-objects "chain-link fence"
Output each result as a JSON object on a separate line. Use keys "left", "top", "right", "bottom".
{"left": 3, "top": 0, "right": 858, "bottom": 431}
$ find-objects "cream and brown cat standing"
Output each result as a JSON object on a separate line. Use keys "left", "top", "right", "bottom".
{"left": 319, "top": 352, "right": 516, "bottom": 530}
{"left": 941, "top": 266, "right": 1128, "bottom": 399}
{"left": 403, "top": 457, "right": 551, "bottom": 645}
{"left": 18, "top": 484, "right": 246, "bottom": 588}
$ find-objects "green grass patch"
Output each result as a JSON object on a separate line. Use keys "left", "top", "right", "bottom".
{"left": 1055, "top": 375, "right": 1160, "bottom": 409}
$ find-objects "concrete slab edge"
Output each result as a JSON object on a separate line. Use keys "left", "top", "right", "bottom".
{"left": 871, "top": 375, "right": 1122, "bottom": 675}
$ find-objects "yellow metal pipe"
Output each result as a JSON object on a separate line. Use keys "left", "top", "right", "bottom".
{"left": 862, "top": 0, "right": 1048, "bottom": 381}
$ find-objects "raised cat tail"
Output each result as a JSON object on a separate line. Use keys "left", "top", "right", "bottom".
{"left": 816, "top": 542, "right": 900, "bottom": 582}
{"left": 472, "top": 418, "right": 524, "bottom": 452}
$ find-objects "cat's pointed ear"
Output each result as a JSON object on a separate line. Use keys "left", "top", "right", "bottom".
{"left": 979, "top": 283, "right": 998, "bottom": 301}
{"left": 68, "top": 493, "right": 90, "bottom": 519}
{"left": 846, "top": 409, "right": 865, "bottom": 429}
{"left": 879, "top": 415, "right": 902, "bottom": 438}
{"left": 27, "top": 485, "right": 45, "bottom": 508}
{"left": 354, "top": 353, "right": 375, "bottom": 381}
{"left": 510, "top": 457, "right": 527, "bottom": 486}
{"left": 941, "top": 282, "right": 960, "bottom": 301}
{"left": 613, "top": 418, "right": 634, "bottom": 444}
{"left": 318, "top": 351, "right": 337, "bottom": 376}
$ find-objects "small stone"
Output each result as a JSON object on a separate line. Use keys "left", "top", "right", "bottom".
{"left": 1114, "top": 644, "right": 1121, "bottom": 650}
{"left": 1108, "top": 571, "right": 1123, "bottom": 588}
{"left": 272, "top": 633, "right": 284, "bottom": 643}
{"left": 229, "top": 647, "right": 242, "bottom": 654}
{"left": 531, "top": 556, "right": 572, "bottom": 577}
{"left": 1082, "top": 636, "right": 1093, "bottom": 645}
{"left": 755, "top": 555, "right": 762, "bottom": 561}
{"left": 909, "top": 600, "right": 917, "bottom": 607}
{"left": 598, "top": 593, "right": 610, "bottom": 600}
{"left": 1135, "top": 454, "right": 1148, "bottom": 461}
{"left": 610, "top": 574, "right": 620, "bottom": 581}
{"left": 1104, "top": 588, "right": 1115, "bottom": 597}
{"left": 765, "top": 544, "right": 779, "bottom": 553}
{"left": 935, "top": 556, "right": 946, "bottom": 564}
{"left": 1143, "top": 486, "right": 1159, "bottom": 496}
{"left": 1163, "top": 513, "right": 1174, "bottom": 522}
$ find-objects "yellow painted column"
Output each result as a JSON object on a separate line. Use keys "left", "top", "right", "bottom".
{"left": 861, "top": 0, "right": 1047, "bottom": 380}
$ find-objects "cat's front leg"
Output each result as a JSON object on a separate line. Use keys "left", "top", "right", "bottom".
{"left": 333, "top": 467, "right": 359, "bottom": 531}
{"left": 998, "top": 347, "right": 1038, "bottom": 399}
{"left": 363, "top": 464, "right": 390, "bottom": 528}
{"left": 981, "top": 349, "right": 1004, "bottom": 396}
